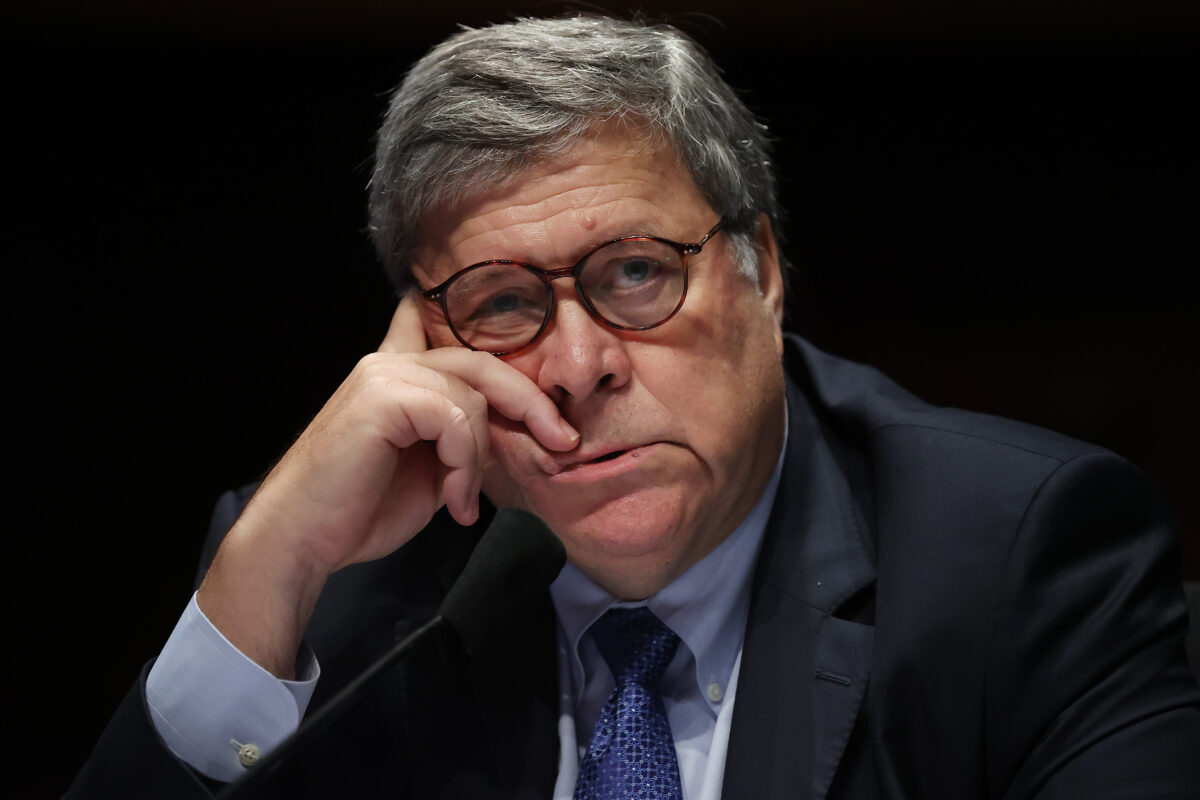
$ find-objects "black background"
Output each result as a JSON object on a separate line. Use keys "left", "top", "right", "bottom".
{"left": 4, "top": 2, "right": 1198, "bottom": 796}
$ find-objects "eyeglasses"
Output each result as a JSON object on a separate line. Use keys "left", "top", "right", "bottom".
{"left": 420, "top": 219, "right": 726, "bottom": 355}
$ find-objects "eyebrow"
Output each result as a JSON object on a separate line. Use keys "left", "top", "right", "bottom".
{"left": 478, "top": 223, "right": 668, "bottom": 268}
{"left": 456, "top": 267, "right": 531, "bottom": 289}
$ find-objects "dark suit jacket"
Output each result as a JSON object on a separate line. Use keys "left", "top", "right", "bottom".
{"left": 69, "top": 335, "right": 1200, "bottom": 798}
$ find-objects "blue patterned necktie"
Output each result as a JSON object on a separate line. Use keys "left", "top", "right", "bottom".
{"left": 574, "top": 607, "right": 683, "bottom": 800}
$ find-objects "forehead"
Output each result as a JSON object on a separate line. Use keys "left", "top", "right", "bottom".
{"left": 411, "top": 130, "right": 714, "bottom": 287}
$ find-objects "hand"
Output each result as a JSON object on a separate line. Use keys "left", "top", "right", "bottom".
{"left": 246, "top": 295, "right": 578, "bottom": 572}
{"left": 197, "top": 295, "right": 578, "bottom": 676}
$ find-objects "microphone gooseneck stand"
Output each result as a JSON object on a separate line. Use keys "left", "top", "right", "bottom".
{"left": 216, "top": 507, "right": 566, "bottom": 799}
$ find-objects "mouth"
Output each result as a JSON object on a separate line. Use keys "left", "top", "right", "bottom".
{"left": 548, "top": 442, "right": 664, "bottom": 479}
{"left": 588, "top": 449, "right": 626, "bottom": 464}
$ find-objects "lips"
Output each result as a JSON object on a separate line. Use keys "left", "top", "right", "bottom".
{"left": 551, "top": 442, "right": 656, "bottom": 475}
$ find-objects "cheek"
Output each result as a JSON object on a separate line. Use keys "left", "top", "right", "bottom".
{"left": 480, "top": 461, "right": 523, "bottom": 509}
{"left": 423, "top": 315, "right": 462, "bottom": 349}
{"left": 486, "top": 415, "right": 531, "bottom": 467}
{"left": 479, "top": 415, "right": 538, "bottom": 506}
{"left": 639, "top": 306, "right": 781, "bottom": 457}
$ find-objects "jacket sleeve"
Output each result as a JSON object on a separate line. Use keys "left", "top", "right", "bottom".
{"left": 65, "top": 489, "right": 253, "bottom": 799}
{"left": 987, "top": 453, "right": 1200, "bottom": 798}
{"left": 64, "top": 661, "right": 216, "bottom": 799}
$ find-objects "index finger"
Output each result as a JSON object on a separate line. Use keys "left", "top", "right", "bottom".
{"left": 413, "top": 348, "right": 580, "bottom": 453}
{"left": 378, "top": 294, "right": 428, "bottom": 354}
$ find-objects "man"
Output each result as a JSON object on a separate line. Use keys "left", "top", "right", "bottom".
{"left": 69, "top": 15, "right": 1200, "bottom": 799}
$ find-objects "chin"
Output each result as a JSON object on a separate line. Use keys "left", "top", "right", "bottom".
{"left": 482, "top": 463, "right": 713, "bottom": 587}
{"left": 539, "top": 486, "right": 699, "bottom": 568}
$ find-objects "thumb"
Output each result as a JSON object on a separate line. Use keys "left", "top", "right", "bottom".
{"left": 378, "top": 294, "right": 428, "bottom": 354}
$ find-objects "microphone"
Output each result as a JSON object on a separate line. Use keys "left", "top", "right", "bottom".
{"left": 217, "top": 507, "right": 566, "bottom": 799}
{"left": 439, "top": 507, "right": 567, "bottom": 662}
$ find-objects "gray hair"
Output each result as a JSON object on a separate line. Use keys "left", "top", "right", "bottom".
{"left": 368, "top": 15, "right": 782, "bottom": 295}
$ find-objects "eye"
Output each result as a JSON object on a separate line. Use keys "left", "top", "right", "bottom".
{"left": 464, "top": 288, "right": 543, "bottom": 321}
{"left": 597, "top": 256, "right": 672, "bottom": 294}
{"left": 445, "top": 264, "right": 548, "bottom": 332}
{"left": 611, "top": 258, "right": 658, "bottom": 289}
{"left": 485, "top": 292, "right": 525, "bottom": 313}
{"left": 578, "top": 239, "right": 685, "bottom": 323}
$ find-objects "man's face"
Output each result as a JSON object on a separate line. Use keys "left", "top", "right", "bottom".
{"left": 412, "top": 129, "right": 786, "bottom": 599}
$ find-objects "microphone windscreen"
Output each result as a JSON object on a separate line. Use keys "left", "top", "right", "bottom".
{"left": 437, "top": 507, "right": 566, "bottom": 661}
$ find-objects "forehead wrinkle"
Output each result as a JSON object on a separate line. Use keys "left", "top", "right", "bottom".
{"left": 425, "top": 193, "right": 678, "bottom": 288}
{"left": 458, "top": 197, "right": 666, "bottom": 263}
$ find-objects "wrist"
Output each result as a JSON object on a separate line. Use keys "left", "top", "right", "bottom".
{"left": 197, "top": 518, "right": 330, "bottom": 679}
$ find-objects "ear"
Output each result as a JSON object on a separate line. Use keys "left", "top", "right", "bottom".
{"left": 751, "top": 213, "right": 786, "bottom": 355}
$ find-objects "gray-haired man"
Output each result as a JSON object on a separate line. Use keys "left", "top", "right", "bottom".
{"left": 70, "top": 15, "right": 1200, "bottom": 799}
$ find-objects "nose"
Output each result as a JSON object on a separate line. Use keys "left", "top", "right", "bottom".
{"left": 525, "top": 284, "right": 632, "bottom": 404}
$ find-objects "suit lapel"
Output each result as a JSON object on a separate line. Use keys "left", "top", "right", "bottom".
{"left": 723, "top": 378, "right": 877, "bottom": 799}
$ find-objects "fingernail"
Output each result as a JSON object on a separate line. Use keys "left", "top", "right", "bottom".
{"left": 559, "top": 420, "right": 580, "bottom": 444}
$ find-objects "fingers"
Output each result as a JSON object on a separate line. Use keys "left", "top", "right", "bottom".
{"left": 441, "top": 465, "right": 480, "bottom": 526}
{"left": 379, "top": 294, "right": 428, "bottom": 354}
{"left": 368, "top": 378, "right": 485, "bottom": 523}
{"left": 409, "top": 348, "right": 579, "bottom": 452}
{"left": 359, "top": 295, "right": 578, "bottom": 526}
{"left": 375, "top": 296, "right": 577, "bottom": 451}
{"left": 351, "top": 347, "right": 578, "bottom": 524}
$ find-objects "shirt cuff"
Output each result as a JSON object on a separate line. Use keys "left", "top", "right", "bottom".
{"left": 146, "top": 591, "right": 320, "bottom": 783}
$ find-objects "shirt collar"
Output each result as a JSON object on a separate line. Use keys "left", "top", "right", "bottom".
{"left": 550, "top": 409, "right": 787, "bottom": 715}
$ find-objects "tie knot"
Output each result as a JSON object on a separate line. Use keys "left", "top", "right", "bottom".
{"left": 589, "top": 607, "right": 680, "bottom": 688}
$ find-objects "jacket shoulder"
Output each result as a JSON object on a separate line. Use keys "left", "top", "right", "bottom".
{"left": 784, "top": 333, "right": 1107, "bottom": 468}
{"left": 782, "top": 337, "right": 1200, "bottom": 795}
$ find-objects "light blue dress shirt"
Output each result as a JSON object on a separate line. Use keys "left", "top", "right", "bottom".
{"left": 147, "top": 419, "right": 785, "bottom": 792}
{"left": 147, "top": 593, "right": 320, "bottom": 781}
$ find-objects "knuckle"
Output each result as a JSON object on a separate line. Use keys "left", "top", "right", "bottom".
{"left": 357, "top": 350, "right": 418, "bottom": 374}
{"left": 353, "top": 352, "right": 384, "bottom": 375}
{"left": 353, "top": 352, "right": 424, "bottom": 393}
{"left": 447, "top": 405, "right": 471, "bottom": 430}
{"left": 465, "top": 389, "right": 488, "bottom": 418}
{"left": 353, "top": 353, "right": 393, "bottom": 386}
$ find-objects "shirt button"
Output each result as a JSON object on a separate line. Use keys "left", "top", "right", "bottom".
{"left": 232, "top": 741, "right": 262, "bottom": 768}
{"left": 706, "top": 682, "right": 724, "bottom": 703}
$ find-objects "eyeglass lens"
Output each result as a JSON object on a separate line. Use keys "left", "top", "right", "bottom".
{"left": 442, "top": 237, "right": 687, "bottom": 353}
